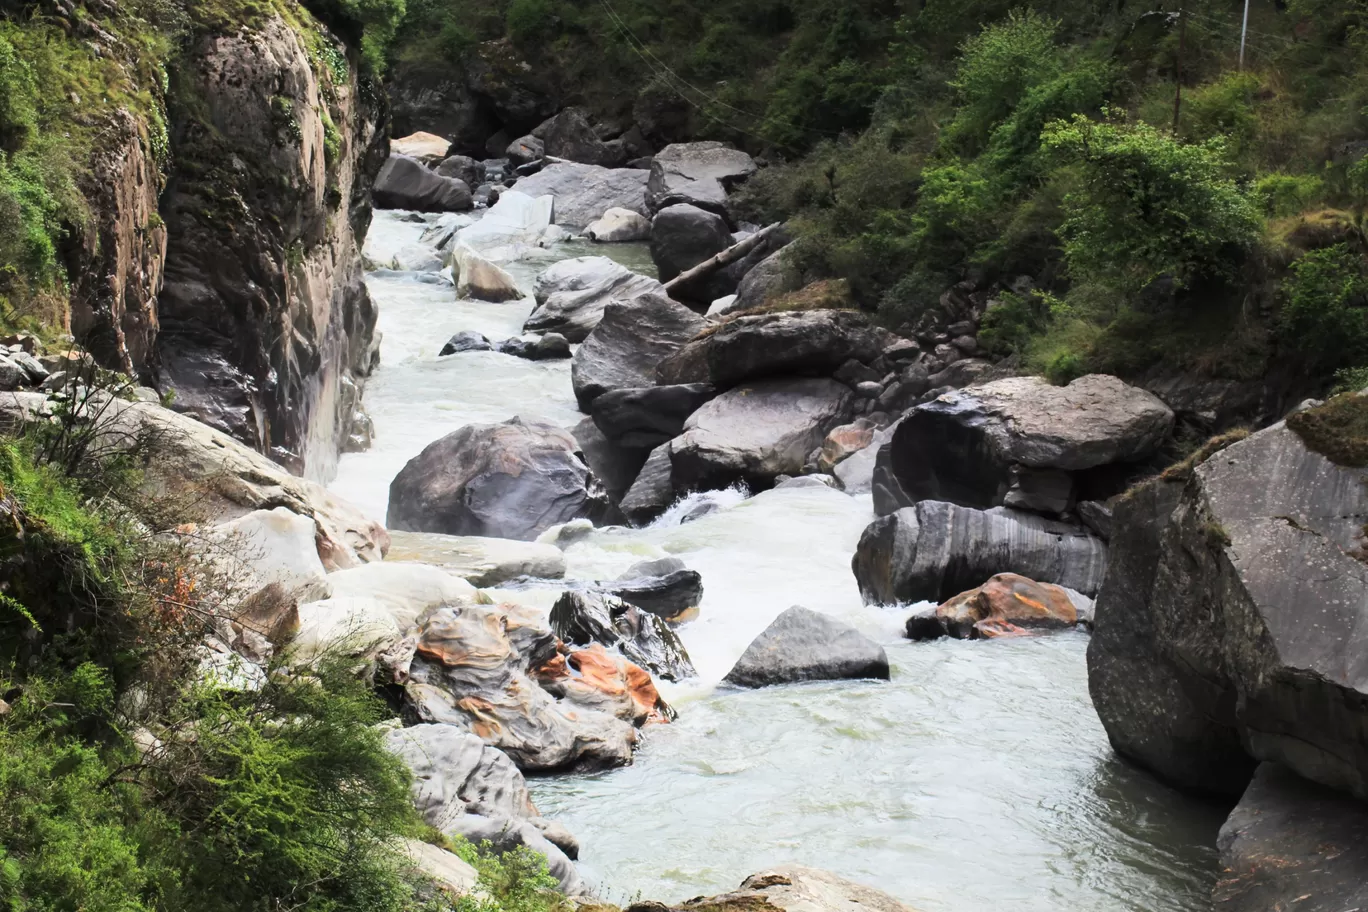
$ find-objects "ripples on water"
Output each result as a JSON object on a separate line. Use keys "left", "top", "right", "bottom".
{"left": 334, "top": 211, "right": 1226, "bottom": 912}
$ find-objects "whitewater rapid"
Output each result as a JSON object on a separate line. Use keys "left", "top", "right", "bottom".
{"left": 330, "top": 210, "right": 1224, "bottom": 912}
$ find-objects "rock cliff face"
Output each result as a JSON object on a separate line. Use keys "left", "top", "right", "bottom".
{"left": 154, "top": 15, "right": 383, "bottom": 478}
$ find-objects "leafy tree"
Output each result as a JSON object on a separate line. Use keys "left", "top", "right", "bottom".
{"left": 1279, "top": 243, "right": 1368, "bottom": 371}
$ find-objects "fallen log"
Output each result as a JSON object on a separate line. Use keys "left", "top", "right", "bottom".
{"left": 663, "top": 223, "right": 781, "bottom": 297}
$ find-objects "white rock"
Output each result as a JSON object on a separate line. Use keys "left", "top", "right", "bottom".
{"left": 452, "top": 191, "right": 553, "bottom": 262}
{"left": 397, "top": 838, "right": 478, "bottom": 896}
{"left": 291, "top": 596, "right": 404, "bottom": 665}
{"left": 585, "top": 207, "right": 651, "bottom": 242}
{"left": 325, "top": 562, "right": 477, "bottom": 633}
{"left": 210, "top": 507, "right": 329, "bottom": 595}
{"left": 706, "top": 294, "right": 738, "bottom": 316}
{"left": 454, "top": 248, "right": 523, "bottom": 302}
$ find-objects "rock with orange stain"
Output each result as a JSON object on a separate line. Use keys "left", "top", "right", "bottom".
{"left": 404, "top": 602, "right": 637, "bottom": 772}
{"left": 552, "top": 644, "right": 675, "bottom": 725}
{"left": 908, "top": 572, "right": 1083, "bottom": 641}
{"left": 550, "top": 589, "right": 695, "bottom": 681}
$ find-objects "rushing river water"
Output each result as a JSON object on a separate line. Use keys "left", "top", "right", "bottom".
{"left": 332, "top": 210, "right": 1227, "bottom": 912}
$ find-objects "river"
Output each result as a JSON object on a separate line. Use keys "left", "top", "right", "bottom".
{"left": 331, "top": 209, "right": 1227, "bottom": 912}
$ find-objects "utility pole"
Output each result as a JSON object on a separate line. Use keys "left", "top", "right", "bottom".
{"left": 1239, "top": 0, "right": 1251, "bottom": 70}
{"left": 1173, "top": 4, "right": 1187, "bottom": 134}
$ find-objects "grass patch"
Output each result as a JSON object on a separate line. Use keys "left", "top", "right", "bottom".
{"left": 1159, "top": 428, "right": 1252, "bottom": 482}
{"left": 1287, "top": 393, "right": 1368, "bottom": 467}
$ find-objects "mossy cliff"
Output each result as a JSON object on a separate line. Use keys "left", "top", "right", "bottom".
{"left": 0, "top": 0, "right": 392, "bottom": 477}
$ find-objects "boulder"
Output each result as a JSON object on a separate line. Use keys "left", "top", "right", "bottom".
{"left": 670, "top": 378, "right": 856, "bottom": 492}
{"left": 452, "top": 191, "right": 552, "bottom": 262}
{"left": 512, "top": 163, "right": 650, "bottom": 231}
{"left": 908, "top": 572, "right": 1082, "bottom": 640}
{"left": 0, "top": 356, "right": 28, "bottom": 391}
{"left": 1088, "top": 401, "right": 1368, "bottom": 798}
{"left": 404, "top": 603, "right": 638, "bottom": 772}
{"left": 387, "top": 417, "right": 596, "bottom": 542}
{"left": 385, "top": 723, "right": 536, "bottom": 828}
{"left": 592, "top": 383, "right": 716, "bottom": 449}
{"left": 571, "top": 294, "right": 706, "bottom": 411}
{"left": 833, "top": 420, "right": 901, "bottom": 496}
{"left": 525, "top": 257, "right": 665, "bottom": 343}
{"left": 852, "top": 501, "right": 1108, "bottom": 606}
{"left": 723, "top": 606, "right": 889, "bottom": 688}
{"left": 585, "top": 207, "right": 651, "bottom": 243}
{"left": 658, "top": 311, "right": 899, "bottom": 390}
{"left": 650, "top": 204, "right": 732, "bottom": 283}
{"left": 454, "top": 248, "right": 523, "bottom": 302}
{"left": 208, "top": 506, "right": 328, "bottom": 596}
{"left": 385, "top": 530, "right": 566, "bottom": 586}
{"left": 619, "top": 442, "right": 676, "bottom": 526}
{"left": 420, "top": 212, "right": 476, "bottom": 252}
{"left": 324, "top": 562, "right": 478, "bottom": 633}
{"left": 435, "top": 154, "right": 486, "bottom": 188}
{"left": 94, "top": 397, "right": 386, "bottom": 569}
{"left": 390, "top": 131, "right": 453, "bottom": 163}
{"left": 886, "top": 375, "right": 1174, "bottom": 515}
{"left": 534, "top": 642, "right": 673, "bottom": 726}
{"left": 549, "top": 590, "right": 696, "bottom": 682}
{"left": 440, "top": 331, "right": 494, "bottom": 356}
{"left": 497, "top": 333, "right": 571, "bottom": 361}
{"left": 541, "top": 109, "right": 626, "bottom": 167}
{"left": 506, "top": 134, "right": 544, "bottom": 166}
{"left": 609, "top": 556, "right": 704, "bottom": 622}
{"left": 374, "top": 154, "right": 473, "bottom": 212}
{"left": 446, "top": 813, "right": 584, "bottom": 895}
{"left": 817, "top": 419, "right": 876, "bottom": 475}
{"left": 290, "top": 596, "right": 405, "bottom": 670}
{"left": 1214, "top": 763, "right": 1368, "bottom": 912}
{"left": 731, "top": 246, "right": 802, "bottom": 312}
{"left": 645, "top": 141, "right": 757, "bottom": 217}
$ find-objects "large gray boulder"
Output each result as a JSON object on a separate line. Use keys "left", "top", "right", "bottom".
{"left": 650, "top": 203, "right": 733, "bottom": 284}
{"left": 571, "top": 416, "right": 647, "bottom": 509}
{"left": 886, "top": 375, "right": 1174, "bottom": 516}
{"left": 852, "top": 500, "right": 1108, "bottom": 606}
{"left": 658, "top": 310, "right": 899, "bottom": 390}
{"left": 524, "top": 256, "right": 664, "bottom": 343}
{"left": 1214, "top": 763, "right": 1368, "bottom": 912}
{"left": 592, "top": 383, "right": 716, "bottom": 449}
{"left": 387, "top": 417, "right": 595, "bottom": 541}
{"left": 724, "top": 606, "right": 889, "bottom": 688}
{"left": 1088, "top": 403, "right": 1368, "bottom": 799}
{"left": 374, "top": 154, "right": 473, "bottom": 212}
{"left": 646, "top": 141, "right": 757, "bottom": 217}
{"left": 671, "top": 378, "right": 855, "bottom": 492}
{"left": 571, "top": 293, "right": 705, "bottom": 411}
{"left": 435, "top": 154, "right": 486, "bottom": 187}
{"left": 512, "top": 163, "right": 649, "bottom": 230}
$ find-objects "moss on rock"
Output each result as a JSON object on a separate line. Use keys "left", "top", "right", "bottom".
{"left": 1287, "top": 393, "right": 1368, "bottom": 467}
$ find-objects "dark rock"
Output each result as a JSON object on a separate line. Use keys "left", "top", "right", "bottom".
{"left": 887, "top": 375, "right": 1173, "bottom": 514}
{"left": 671, "top": 378, "right": 855, "bottom": 492}
{"left": 646, "top": 142, "right": 757, "bottom": 218}
{"left": 1088, "top": 408, "right": 1368, "bottom": 798}
{"left": 852, "top": 500, "right": 1108, "bottom": 606}
{"left": 542, "top": 109, "right": 627, "bottom": 167}
{"left": 388, "top": 417, "right": 596, "bottom": 541}
{"left": 571, "top": 294, "right": 705, "bottom": 411}
{"left": 1076, "top": 499, "right": 1114, "bottom": 540}
{"left": 387, "top": 64, "right": 498, "bottom": 156}
{"left": 926, "top": 357, "right": 994, "bottom": 390}
{"left": 506, "top": 134, "right": 544, "bottom": 167}
{"left": 1214, "top": 763, "right": 1368, "bottom": 912}
{"left": 619, "top": 443, "right": 676, "bottom": 526}
{"left": 593, "top": 384, "right": 716, "bottom": 449}
{"left": 435, "top": 154, "right": 486, "bottom": 187}
{"left": 609, "top": 557, "right": 704, "bottom": 622}
{"left": 731, "top": 246, "right": 802, "bottom": 313}
{"left": 723, "top": 606, "right": 889, "bottom": 688}
{"left": 526, "top": 256, "right": 664, "bottom": 343}
{"left": 658, "top": 311, "right": 899, "bottom": 390}
{"left": 650, "top": 204, "right": 732, "bottom": 284}
{"left": 550, "top": 590, "right": 696, "bottom": 682}
{"left": 571, "top": 417, "right": 648, "bottom": 508}
{"left": 440, "top": 331, "right": 493, "bottom": 356}
{"left": 497, "top": 333, "right": 571, "bottom": 361}
{"left": 373, "top": 154, "right": 473, "bottom": 212}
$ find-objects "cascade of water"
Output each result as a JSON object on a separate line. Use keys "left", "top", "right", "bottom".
{"left": 330, "top": 209, "right": 1223, "bottom": 912}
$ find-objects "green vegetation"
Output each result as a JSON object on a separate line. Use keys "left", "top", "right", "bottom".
{"left": 0, "top": 380, "right": 569, "bottom": 912}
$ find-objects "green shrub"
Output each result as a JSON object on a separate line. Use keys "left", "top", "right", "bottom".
{"left": 505, "top": 0, "right": 559, "bottom": 47}
{"left": 1279, "top": 243, "right": 1368, "bottom": 370}
{"left": 1256, "top": 172, "right": 1325, "bottom": 217}
{"left": 1042, "top": 115, "right": 1263, "bottom": 294}
{"left": 451, "top": 839, "right": 566, "bottom": 912}
{"left": 946, "top": 9, "right": 1062, "bottom": 153}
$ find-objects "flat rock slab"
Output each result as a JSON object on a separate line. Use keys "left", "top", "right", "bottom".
{"left": 1215, "top": 763, "right": 1368, "bottom": 912}
{"left": 724, "top": 606, "right": 889, "bottom": 688}
{"left": 645, "top": 141, "right": 757, "bottom": 216}
{"left": 385, "top": 530, "right": 567, "bottom": 586}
